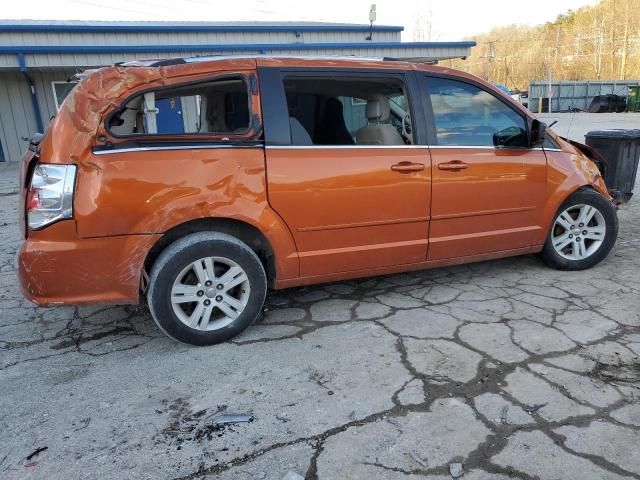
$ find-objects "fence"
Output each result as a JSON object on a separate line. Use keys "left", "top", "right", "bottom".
{"left": 528, "top": 80, "right": 640, "bottom": 113}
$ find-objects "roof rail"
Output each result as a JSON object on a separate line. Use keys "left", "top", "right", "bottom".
{"left": 150, "top": 58, "right": 188, "bottom": 67}
{"left": 383, "top": 56, "right": 439, "bottom": 64}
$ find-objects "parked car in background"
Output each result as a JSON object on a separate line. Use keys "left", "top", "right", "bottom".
{"left": 510, "top": 90, "right": 529, "bottom": 109}
{"left": 588, "top": 94, "right": 627, "bottom": 113}
{"left": 18, "top": 56, "right": 618, "bottom": 345}
{"left": 493, "top": 83, "right": 511, "bottom": 96}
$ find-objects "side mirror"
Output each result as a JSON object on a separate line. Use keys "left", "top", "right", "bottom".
{"left": 530, "top": 119, "right": 546, "bottom": 148}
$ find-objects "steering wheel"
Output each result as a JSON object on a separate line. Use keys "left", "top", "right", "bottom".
{"left": 402, "top": 113, "right": 412, "bottom": 144}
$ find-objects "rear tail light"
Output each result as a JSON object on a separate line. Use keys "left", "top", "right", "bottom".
{"left": 27, "top": 164, "right": 77, "bottom": 230}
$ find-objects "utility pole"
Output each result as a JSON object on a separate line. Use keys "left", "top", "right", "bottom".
{"left": 484, "top": 40, "right": 496, "bottom": 81}
{"left": 487, "top": 41, "right": 496, "bottom": 63}
{"left": 547, "top": 61, "right": 553, "bottom": 114}
{"left": 553, "top": 25, "right": 560, "bottom": 75}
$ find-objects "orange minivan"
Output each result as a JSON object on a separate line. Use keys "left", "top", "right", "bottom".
{"left": 18, "top": 56, "right": 618, "bottom": 345}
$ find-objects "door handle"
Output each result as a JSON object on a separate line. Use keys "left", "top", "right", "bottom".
{"left": 438, "top": 160, "right": 468, "bottom": 171}
{"left": 391, "top": 162, "right": 425, "bottom": 173}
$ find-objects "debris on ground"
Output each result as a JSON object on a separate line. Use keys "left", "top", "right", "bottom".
{"left": 282, "top": 471, "right": 305, "bottom": 480}
{"left": 500, "top": 405, "right": 509, "bottom": 425}
{"left": 525, "top": 403, "right": 547, "bottom": 415}
{"left": 26, "top": 446, "right": 48, "bottom": 461}
{"left": 73, "top": 418, "right": 90, "bottom": 431}
{"left": 214, "top": 414, "right": 253, "bottom": 425}
{"left": 449, "top": 462, "right": 464, "bottom": 478}
{"left": 157, "top": 401, "right": 257, "bottom": 444}
{"left": 409, "top": 451, "right": 428, "bottom": 468}
{"left": 592, "top": 359, "right": 640, "bottom": 383}
{"left": 386, "top": 417, "right": 401, "bottom": 428}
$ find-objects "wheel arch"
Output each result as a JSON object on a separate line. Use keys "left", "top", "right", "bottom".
{"left": 540, "top": 182, "right": 615, "bottom": 248}
{"left": 542, "top": 148, "right": 612, "bottom": 241}
{"left": 539, "top": 185, "right": 618, "bottom": 270}
{"left": 142, "top": 217, "right": 277, "bottom": 291}
{"left": 540, "top": 180, "right": 606, "bottom": 241}
{"left": 557, "top": 184, "right": 601, "bottom": 207}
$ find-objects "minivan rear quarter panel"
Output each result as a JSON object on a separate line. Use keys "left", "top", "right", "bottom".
{"left": 75, "top": 148, "right": 300, "bottom": 282}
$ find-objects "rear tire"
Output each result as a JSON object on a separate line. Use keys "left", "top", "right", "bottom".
{"left": 540, "top": 189, "right": 618, "bottom": 271}
{"left": 148, "top": 232, "right": 267, "bottom": 346}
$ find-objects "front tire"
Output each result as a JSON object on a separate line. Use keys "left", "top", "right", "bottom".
{"left": 540, "top": 189, "right": 618, "bottom": 271}
{"left": 148, "top": 232, "right": 267, "bottom": 346}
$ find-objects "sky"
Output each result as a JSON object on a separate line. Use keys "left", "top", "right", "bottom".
{"left": 2, "top": 0, "right": 601, "bottom": 41}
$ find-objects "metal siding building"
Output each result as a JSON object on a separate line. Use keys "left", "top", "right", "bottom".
{"left": 0, "top": 21, "right": 476, "bottom": 162}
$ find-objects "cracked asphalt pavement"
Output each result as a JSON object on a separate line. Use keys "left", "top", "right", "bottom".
{"left": 1, "top": 133, "right": 640, "bottom": 478}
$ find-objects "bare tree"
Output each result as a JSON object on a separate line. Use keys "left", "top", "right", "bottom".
{"left": 451, "top": 0, "right": 640, "bottom": 90}
{"left": 412, "top": 0, "right": 435, "bottom": 41}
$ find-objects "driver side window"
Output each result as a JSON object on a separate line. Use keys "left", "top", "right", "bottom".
{"left": 427, "top": 77, "right": 527, "bottom": 148}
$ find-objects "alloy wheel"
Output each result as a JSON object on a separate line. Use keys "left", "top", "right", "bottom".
{"left": 551, "top": 204, "right": 606, "bottom": 261}
{"left": 170, "top": 256, "right": 250, "bottom": 331}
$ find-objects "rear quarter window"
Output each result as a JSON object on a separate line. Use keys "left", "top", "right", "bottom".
{"left": 107, "top": 76, "right": 250, "bottom": 137}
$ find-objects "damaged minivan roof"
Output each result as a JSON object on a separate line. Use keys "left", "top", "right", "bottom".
{"left": 118, "top": 54, "right": 423, "bottom": 68}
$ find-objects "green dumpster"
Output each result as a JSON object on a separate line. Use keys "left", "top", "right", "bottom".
{"left": 628, "top": 86, "right": 640, "bottom": 112}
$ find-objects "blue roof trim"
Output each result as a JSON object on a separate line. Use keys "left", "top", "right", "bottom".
{"left": 0, "top": 41, "right": 477, "bottom": 55}
{"left": 0, "top": 24, "right": 404, "bottom": 33}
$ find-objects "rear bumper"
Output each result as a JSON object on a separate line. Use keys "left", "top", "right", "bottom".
{"left": 17, "top": 221, "right": 161, "bottom": 306}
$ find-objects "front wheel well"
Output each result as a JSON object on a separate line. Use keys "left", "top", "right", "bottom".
{"left": 544, "top": 185, "right": 607, "bottom": 233}
{"left": 142, "top": 218, "right": 276, "bottom": 291}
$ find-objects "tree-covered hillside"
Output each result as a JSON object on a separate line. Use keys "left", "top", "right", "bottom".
{"left": 448, "top": 0, "right": 639, "bottom": 90}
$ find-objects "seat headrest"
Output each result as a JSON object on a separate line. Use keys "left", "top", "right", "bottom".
{"left": 365, "top": 94, "right": 390, "bottom": 121}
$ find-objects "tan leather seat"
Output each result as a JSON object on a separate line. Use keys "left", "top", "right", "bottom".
{"left": 356, "top": 94, "right": 405, "bottom": 145}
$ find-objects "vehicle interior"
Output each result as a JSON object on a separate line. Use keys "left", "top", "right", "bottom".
{"left": 283, "top": 76, "right": 413, "bottom": 146}
{"left": 107, "top": 77, "right": 250, "bottom": 136}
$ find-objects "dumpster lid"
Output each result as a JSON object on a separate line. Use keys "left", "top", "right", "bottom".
{"left": 586, "top": 129, "right": 640, "bottom": 139}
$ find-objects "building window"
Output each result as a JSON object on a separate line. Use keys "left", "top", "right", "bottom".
{"left": 52, "top": 81, "right": 78, "bottom": 110}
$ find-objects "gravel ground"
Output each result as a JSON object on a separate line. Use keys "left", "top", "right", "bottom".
{"left": 1, "top": 118, "right": 639, "bottom": 479}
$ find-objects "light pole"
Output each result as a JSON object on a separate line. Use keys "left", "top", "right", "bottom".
{"left": 366, "top": 4, "right": 376, "bottom": 41}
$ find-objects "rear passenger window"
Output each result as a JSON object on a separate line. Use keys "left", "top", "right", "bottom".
{"left": 107, "top": 77, "right": 250, "bottom": 136}
{"left": 426, "top": 77, "right": 527, "bottom": 148}
{"left": 283, "top": 76, "right": 413, "bottom": 146}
